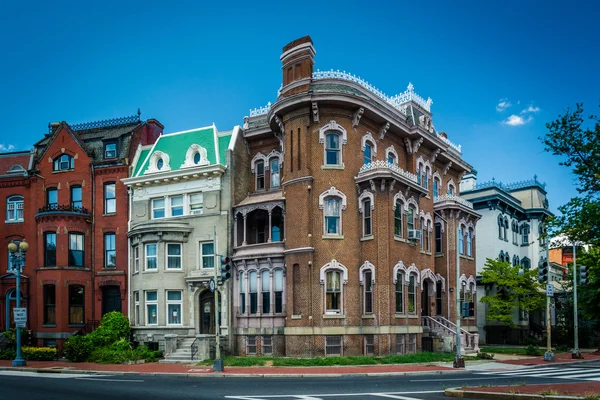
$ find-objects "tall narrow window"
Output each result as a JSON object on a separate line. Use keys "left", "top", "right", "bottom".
{"left": 324, "top": 197, "right": 341, "bottom": 235}
{"left": 325, "top": 133, "right": 341, "bottom": 166}
{"left": 448, "top": 184, "right": 455, "bottom": 195}
{"left": 522, "top": 224, "right": 530, "bottom": 244}
{"left": 69, "top": 233, "right": 84, "bottom": 267}
{"left": 255, "top": 161, "right": 265, "bottom": 190}
{"left": 363, "top": 142, "right": 373, "bottom": 165}
{"left": 47, "top": 188, "right": 58, "bottom": 210}
{"left": 394, "top": 203, "right": 403, "bottom": 237}
{"left": 395, "top": 272, "right": 404, "bottom": 313}
{"left": 166, "top": 290, "right": 182, "bottom": 325}
{"left": 166, "top": 243, "right": 182, "bottom": 269}
{"left": 364, "top": 335, "right": 374, "bottom": 355}
{"left": 388, "top": 152, "right": 396, "bottom": 165}
{"left": 152, "top": 198, "right": 164, "bottom": 219}
{"left": 407, "top": 206, "right": 415, "bottom": 232}
{"left": 146, "top": 291, "right": 158, "bottom": 325}
{"left": 170, "top": 196, "right": 183, "bottom": 217}
{"left": 104, "top": 233, "right": 116, "bottom": 268}
{"left": 189, "top": 193, "right": 203, "bottom": 215}
{"left": 201, "top": 242, "right": 214, "bottom": 269}
{"left": 70, "top": 186, "right": 82, "bottom": 210}
{"left": 364, "top": 271, "right": 373, "bottom": 314}
{"left": 467, "top": 229, "right": 473, "bottom": 256}
{"left": 247, "top": 336, "right": 257, "bottom": 355}
{"left": 239, "top": 271, "right": 246, "bottom": 314}
{"left": 417, "top": 164, "right": 421, "bottom": 185}
{"left": 408, "top": 274, "right": 416, "bottom": 313}
{"left": 270, "top": 158, "right": 280, "bottom": 188}
{"left": 134, "top": 291, "right": 140, "bottom": 325}
{"left": 261, "top": 270, "right": 270, "bottom": 314}
{"left": 423, "top": 166, "right": 429, "bottom": 189}
{"left": 420, "top": 217, "right": 425, "bottom": 250}
{"left": 134, "top": 246, "right": 140, "bottom": 273}
{"left": 425, "top": 221, "right": 431, "bottom": 252}
{"left": 434, "top": 222, "right": 442, "bottom": 254}
{"left": 43, "top": 285, "right": 56, "bottom": 325}
{"left": 274, "top": 269, "right": 283, "bottom": 313}
{"left": 44, "top": 232, "right": 56, "bottom": 267}
{"left": 249, "top": 271, "right": 258, "bottom": 314}
{"left": 104, "top": 183, "right": 116, "bottom": 214}
{"left": 503, "top": 218, "right": 508, "bottom": 241}
{"left": 325, "top": 270, "right": 341, "bottom": 314}
{"left": 363, "top": 199, "right": 372, "bottom": 237}
{"left": 145, "top": 243, "right": 157, "bottom": 270}
{"left": 433, "top": 178, "right": 440, "bottom": 198}
{"left": 293, "top": 264, "right": 300, "bottom": 315}
{"left": 458, "top": 226, "right": 465, "bottom": 255}
{"left": 68, "top": 285, "right": 85, "bottom": 325}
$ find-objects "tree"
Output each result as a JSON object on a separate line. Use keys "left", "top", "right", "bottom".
{"left": 480, "top": 258, "right": 545, "bottom": 328}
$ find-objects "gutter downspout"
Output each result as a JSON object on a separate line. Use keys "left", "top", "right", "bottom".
{"left": 91, "top": 165, "right": 96, "bottom": 325}
{"left": 127, "top": 187, "right": 133, "bottom": 326}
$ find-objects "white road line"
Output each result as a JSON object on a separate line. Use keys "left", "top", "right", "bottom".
{"left": 476, "top": 367, "right": 563, "bottom": 375}
{"left": 225, "top": 390, "right": 443, "bottom": 399}
{"left": 410, "top": 377, "right": 516, "bottom": 382}
{"left": 0, "top": 371, "right": 105, "bottom": 379}
{"left": 370, "top": 395, "right": 423, "bottom": 400}
{"left": 493, "top": 368, "right": 591, "bottom": 377}
{"left": 74, "top": 377, "right": 145, "bottom": 383}
{"left": 554, "top": 371, "right": 600, "bottom": 379}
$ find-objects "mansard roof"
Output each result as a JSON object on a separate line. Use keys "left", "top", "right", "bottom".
{"left": 0, "top": 150, "right": 33, "bottom": 178}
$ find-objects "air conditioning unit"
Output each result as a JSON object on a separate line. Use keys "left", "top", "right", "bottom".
{"left": 408, "top": 229, "right": 421, "bottom": 241}
{"left": 190, "top": 209, "right": 203, "bottom": 215}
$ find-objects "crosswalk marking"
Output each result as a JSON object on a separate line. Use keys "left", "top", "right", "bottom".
{"left": 475, "top": 367, "right": 600, "bottom": 381}
{"left": 225, "top": 390, "right": 442, "bottom": 399}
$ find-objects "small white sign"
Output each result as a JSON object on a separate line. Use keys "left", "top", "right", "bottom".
{"left": 13, "top": 307, "right": 26, "bottom": 328}
{"left": 546, "top": 284, "right": 554, "bottom": 297}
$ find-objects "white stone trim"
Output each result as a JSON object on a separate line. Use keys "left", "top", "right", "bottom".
{"left": 419, "top": 211, "right": 433, "bottom": 231}
{"left": 406, "top": 196, "right": 419, "bottom": 214}
{"left": 145, "top": 150, "right": 171, "bottom": 174}
{"left": 319, "top": 120, "right": 347, "bottom": 145}
{"left": 447, "top": 178, "right": 456, "bottom": 194}
{"left": 359, "top": 261, "right": 375, "bottom": 286}
{"left": 358, "top": 190, "right": 375, "bottom": 214}
{"left": 361, "top": 132, "right": 377, "bottom": 156}
{"left": 435, "top": 273, "right": 446, "bottom": 292}
{"left": 416, "top": 155, "right": 432, "bottom": 174}
{"left": 319, "top": 259, "right": 349, "bottom": 285}
{"left": 386, "top": 145, "right": 398, "bottom": 165}
{"left": 434, "top": 216, "right": 445, "bottom": 233}
{"left": 392, "top": 191, "right": 407, "bottom": 211}
{"left": 251, "top": 152, "right": 267, "bottom": 173}
{"left": 406, "top": 263, "right": 420, "bottom": 283}
{"left": 180, "top": 144, "right": 210, "bottom": 169}
{"left": 420, "top": 268, "right": 437, "bottom": 292}
{"left": 392, "top": 261, "right": 408, "bottom": 284}
{"left": 466, "top": 275, "right": 476, "bottom": 293}
{"left": 318, "top": 187, "right": 348, "bottom": 210}
{"left": 265, "top": 150, "right": 283, "bottom": 170}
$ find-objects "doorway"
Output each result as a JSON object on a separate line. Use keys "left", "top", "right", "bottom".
{"left": 5, "top": 289, "right": 22, "bottom": 331}
{"left": 436, "top": 281, "right": 443, "bottom": 315}
{"left": 199, "top": 291, "right": 215, "bottom": 334}
{"left": 101, "top": 286, "right": 122, "bottom": 316}
{"left": 421, "top": 281, "right": 430, "bottom": 316}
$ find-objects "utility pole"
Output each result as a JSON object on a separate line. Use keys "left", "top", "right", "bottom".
{"left": 213, "top": 226, "right": 223, "bottom": 372}
{"left": 454, "top": 224, "right": 464, "bottom": 368}
{"left": 572, "top": 243, "right": 582, "bottom": 358}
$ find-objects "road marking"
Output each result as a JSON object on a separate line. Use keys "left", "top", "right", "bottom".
{"left": 474, "top": 367, "right": 600, "bottom": 381}
{"left": 0, "top": 371, "right": 104, "bottom": 379}
{"left": 370, "top": 395, "right": 423, "bottom": 399}
{"left": 225, "top": 390, "right": 443, "bottom": 399}
{"left": 74, "top": 377, "right": 145, "bottom": 383}
{"left": 410, "top": 377, "right": 516, "bottom": 382}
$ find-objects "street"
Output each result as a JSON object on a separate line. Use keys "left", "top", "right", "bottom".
{"left": 0, "top": 362, "right": 599, "bottom": 400}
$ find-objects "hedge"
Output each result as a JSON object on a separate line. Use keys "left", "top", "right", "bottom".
{"left": 0, "top": 347, "right": 56, "bottom": 361}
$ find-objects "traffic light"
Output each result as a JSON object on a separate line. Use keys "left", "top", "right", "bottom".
{"left": 579, "top": 265, "right": 589, "bottom": 285}
{"left": 220, "top": 256, "right": 231, "bottom": 281}
{"left": 538, "top": 260, "right": 549, "bottom": 283}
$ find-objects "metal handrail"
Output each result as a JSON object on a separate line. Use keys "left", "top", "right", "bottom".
{"left": 191, "top": 337, "right": 199, "bottom": 361}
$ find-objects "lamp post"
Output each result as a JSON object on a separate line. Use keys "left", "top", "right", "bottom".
{"left": 454, "top": 224, "right": 465, "bottom": 368}
{"left": 8, "top": 239, "right": 29, "bottom": 367}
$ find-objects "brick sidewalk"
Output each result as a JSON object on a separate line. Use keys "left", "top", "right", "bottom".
{"left": 499, "top": 351, "right": 600, "bottom": 366}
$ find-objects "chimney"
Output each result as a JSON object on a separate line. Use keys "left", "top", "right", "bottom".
{"left": 279, "top": 36, "right": 315, "bottom": 97}
{"left": 460, "top": 169, "right": 478, "bottom": 192}
{"left": 439, "top": 131, "right": 447, "bottom": 139}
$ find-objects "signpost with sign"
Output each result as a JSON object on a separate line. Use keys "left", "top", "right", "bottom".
{"left": 546, "top": 284, "right": 554, "bottom": 297}
{"left": 13, "top": 308, "right": 26, "bottom": 328}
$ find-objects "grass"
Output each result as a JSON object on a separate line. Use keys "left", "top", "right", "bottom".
{"left": 197, "top": 352, "right": 463, "bottom": 367}
{"left": 583, "top": 393, "right": 600, "bottom": 400}
{"left": 480, "top": 346, "right": 543, "bottom": 356}
{"left": 539, "top": 389, "right": 559, "bottom": 396}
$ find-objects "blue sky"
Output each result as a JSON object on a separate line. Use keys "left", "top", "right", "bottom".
{"left": 1, "top": 0, "right": 599, "bottom": 214}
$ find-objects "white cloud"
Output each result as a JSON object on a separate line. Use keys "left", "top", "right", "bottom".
{"left": 0, "top": 144, "right": 15, "bottom": 152}
{"left": 502, "top": 114, "right": 533, "bottom": 126}
{"left": 496, "top": 98, "right": 512, "bottom": 112}
{"left": 521, "top": 105, "right": 540, "bottom": 114}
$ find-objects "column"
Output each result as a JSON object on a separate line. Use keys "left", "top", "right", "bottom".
{"left": 268, "top": 208, "right": 272, "bottom": 243}
{"left": 233, "top": 216, "right": 238, "bottom": 247}
{"left": 242, "top": 213, "right": 247, "bottom": 246}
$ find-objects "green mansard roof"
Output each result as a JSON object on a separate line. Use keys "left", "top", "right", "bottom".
{"left": 132, "top": 124, "right": 232, "bottom": 177}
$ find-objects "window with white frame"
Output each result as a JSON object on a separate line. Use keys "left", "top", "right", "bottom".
{"left": 255, "top": 160, "right": 265, "bottom": 190}
{"left": 419, "top": 217, "right": 425, "bottom": 250}
{"left": 325, "top": 336, "right": 342, "bottom": 356}
{"left": 249, "top": 271, "right": 258, "bottom": 314}
{"left": 394, "top": 201, "right": 403, "bottom": 238}
{"left": 363, "top": 141, "right": 374, "bottom": 165}
{"left": 467, "top": 228, "right": 473, "bottom": 256}
{"left": 423, "top": 166, "right": 429, "bottom": 190}
{"left": 407, "top": 205, "right": 416, "bottom": 233}
{"left": 104, "top": 142, "right": 117, "bottom": 159}
{"left": 425, "top": 220, "right": 431, "bottom": 252}
{"left": 247, "top": 336, "right": 257, "bottom": 355}
{"left": 325, "top": 270, "right": 342, "bottom": 314}
{"left": 6, "top": 195, "right": 24, "bottom": 222}
{"left": 324, "top": 132, "right": 341, "bottom": 166}
{"left": 448, "top": 183, "right": 455, "bottom": 195}
{"left": 104, "top": 233, "right": 116, "bottom": 268}
{"left": 53, "top": 154, "right": 74, "bottom": 171}
{"left": 239, "top": 271, "right": 246, "bottom": 314}
{"left": 152, "top": 198, "right": 165, "bottom": 219}
{"left": 521, "top": 224, "right": 530, "bottom": 244}
{"left": 270, "top": 158, "right": 280, "bottom": 188}
{"left": 200, "top": 242, "right": 214, "bottom": 269}
{"left": 512, "top": 221, "right": 519, "bottom": 244}
{"left": 417, "top": 163, "right": 422, "bottom": 185}
{"left": 189, "top": 193, "right": 203, "bottom": 215}
{"left": 388, "top": 152, "right": 396, "bottom": 165}
{"left": 166, "top": 290, "right": 182, "bottom": 324}
{"left": 395, "top": 271, "right": 404, "bottom": 313}
{"left": 433, "top": 177, "right": 440, "bottom": 198}
{"left": 261, "top": 270, "right": 270, "bottom": 314}
{"left": 364, "top": 335, "right": 374, "bottom": 355}
{"left": 262, "top": 336, "right": 273, "bottom": 355}
{"left": 274, "top": 269, "right": 283, "bottom": 313}
{"left": 435, "top": 222, "right": 442, "bottom": 254}
{"left": 459, "top": 225, "right": 465, "bottom": 255}
{"left": 134, "top": 291, "right": 139, "bottom": 325}
{"left": 408, "top": 274, "right": 417, "bottom": 313}
{"left": 145, "top": 243, "right": 157, "bottom": 270}
{"left": 104, "top": 183, "right": 116, "bottom": 214}
{"left": 170, "top": 196, "right": 183, "bottom": 217}
{"left": 324, "top": 197, "right": 341, "bottom": 235}
{"left": 166, "top": 243, "right": 182, "bottom": 269}
{"left": 362, "top": 198, "right": 372, "bottom": 237}
{"left": 134, "top": 246, "right": 139, "bottom": 273}
{"left": 363, "top": 270, "right": 373, "bottom": 314}
{"left": 146, "top": 291, "right": 158, "bottom": 325}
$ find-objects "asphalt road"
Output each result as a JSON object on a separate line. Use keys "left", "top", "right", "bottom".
{"left": 0, "top": 362, "right": 598, "bottom": 400}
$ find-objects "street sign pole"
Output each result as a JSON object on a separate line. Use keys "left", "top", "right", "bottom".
{"left": 572, "top": 243, "right": 582, "bottom": 358}
{"left": 213, "top": 226, "right": 223, "bottom": 372}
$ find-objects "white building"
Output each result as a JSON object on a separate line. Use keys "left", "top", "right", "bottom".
{"left": 461, "top": 172, "right": 553, "bottom": 344}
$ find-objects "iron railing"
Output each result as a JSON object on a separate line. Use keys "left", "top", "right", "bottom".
{"left": 191, "top": 337, "right": 199, "bottom": 361}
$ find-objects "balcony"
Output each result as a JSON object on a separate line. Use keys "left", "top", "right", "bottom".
{"left": 36, "top": 204, "right": 91, "bottom": 219}
{"left": 355, "top": 161, "right": 426, "bottom": 194}
{"left": 433, "top": 194, "right": 480, "bottom": 219}
{"left": 233, "top": 204, "right": 285, "bottom": 261}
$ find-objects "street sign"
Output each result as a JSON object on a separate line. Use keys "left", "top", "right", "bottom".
{"left": 13, "top": 307, "right": 26, "bottom": 328}
{"left": 546, "top": 284, "right": 554, "bottom": 297}
{"left": 209, "top": 278, "right": 216, "bottom": 293}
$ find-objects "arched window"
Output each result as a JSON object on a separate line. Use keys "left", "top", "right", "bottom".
{"left": 498, "top": 215, "right": 503, "bottom": 239}
{"left": 408, "top": 273, "right": 417, "bottom": 314}
{"left": 433, "top": 178, "right": 440, "bottom": 198}
{"left": 423, "top": 166, "right": 430, "bottom": 190}
{"left": 522, "top": 257, "right": 531, "bottom": 270}
{"left": 388, "top": 152, "right": 396, "bottom": 165}
{"left": 274, "top": 269, "right": 284, "bottom": 313}
{"left": 504, "top": 217, "right": 509, "bottom": 241}
{"left": 249, "top": 271, "right": 258, "bottom": 314}
{"left": 359, "top": 191, "right": 374, "bottom": 238}
{"left": 364, "top": 141, "right": 373, "bottom": 165}
{"left": 448, "top": 183, "right": 455, "bottom": 195}
{"left": 459, "top": 225, "right": 465, "bottom": 255}
{"left": 325, "top": 132, "right": 341, "bottom": 166}
{"left": 467, "top": 228, "right": 473, "bottom": 256}
{"left": 360, "top": 262, "right": 375, "bottom": 314}
{"left": 419, "top": 217, "right": 425, "bottom": 250}
{"left": 434, "top": 222, "right": 442, "bottom": 254}
{"left": 6, "top": 195, "right": 24, "bottom": 222}
{"left": 320, "top": 187, "right": 347, "bottom": 237}
{"left": 326, "top": 270, "right": 342, "bottom": 314}
{"left": 53, "top": 154, "right": 74, "bottom": 171}
{"left": 425, "top": 220, "right": 431, "bottom": 252}
{"left": 255, "top": 160, "right": 265, "bottom": 190}
{"left": 270, "top": 157, "right": 280, "bottom": 188}
{"left": 417, "top": 163, "right": 422, "bottom": 185}
{"left": 521, "top": 224, "right": 530, "bottom": 245}
{"left": 261, "top": 270, "right": 270, "bottom": 314}
{"left": 239, "top": 271, "right": 246, "bottom": 314}
{"left": 193, "top": 152, "right": 201, "bottom": 164}
{"left": 394, "top": 201, "right": 403, "bottom": 238}
{"left": 407, "top": 205, "right": 416, "bottom": 233}
{"left": 395, "top": 270, "right": 404, "bottom": 314}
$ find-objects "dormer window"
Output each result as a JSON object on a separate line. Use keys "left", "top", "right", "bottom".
{"left": 157, "top": 158, "right": 164, "bottom": 170}
{"left": 104, "top": 142, "right": 117, "bottom": 159}
{"left": 193, "top": 152, "right": 201, "bottom": 164}
{"left": 53, "top": 154, "right": 74, "bottom": 171}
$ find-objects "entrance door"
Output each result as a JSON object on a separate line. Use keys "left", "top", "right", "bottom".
{"left": 5, "top": 289, "right": 22, "bottom": 331}
{"left": 200, "top": 291, "right": 215, "bottom": 334}
{"left": 102, "top": 286, "right": 122, "bottom": 316}
{"left": 421, "top": 281, "right": 430, "bottom": 316}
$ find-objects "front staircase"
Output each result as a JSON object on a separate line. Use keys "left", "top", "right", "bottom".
{"left": 422, "top": 316, "right": 480, "bottom": 354}
{"left": 159, "top": 336, "right": 197, "bottom": 364}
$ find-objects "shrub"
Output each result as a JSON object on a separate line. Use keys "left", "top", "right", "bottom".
{"left": 133, "top": 345, "right": 163, "bottom": 362}
{"left": 0, "top": 349, "right": 15, "bottom": 360}
{"left": 89, "top": 347, "right": 138, "bottom": 364}
{"left": 477, "top": 352, "right": 495, "bottom": 360}
{"left": 555, "top": 344, "right": 571, "bottom": 353}
{"left": 64, "top": 335, "right": 92, "bottom": 362}
{"left": 526, "top": 344, "right": 540, "bottom": 356}
{"left": 2, "top": 328, "right": 32, "bottom": 348}
{"left": 22, "top": 347, "right": 57, "bottom": 361}
{"left": 87, "top": 312, "right": 130, "bottom": 347}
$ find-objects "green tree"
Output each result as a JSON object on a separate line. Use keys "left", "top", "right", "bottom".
{"left": 480, "top": 258, "right": 545, "bottom": 328}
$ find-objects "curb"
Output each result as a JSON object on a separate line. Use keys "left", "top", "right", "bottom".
{"left": 445, "top": 388, "right": 586, "bottom": 400}
{"left": 498, "top": 358, "right": 600, "bottom": 369}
